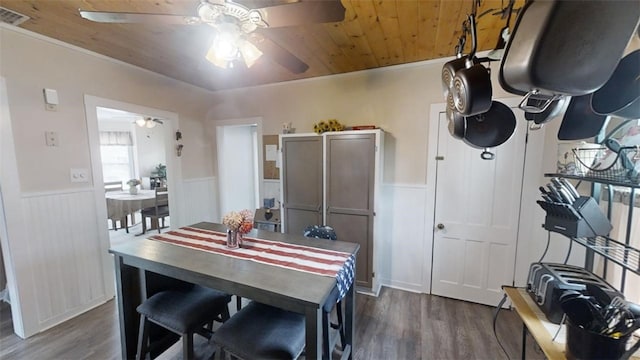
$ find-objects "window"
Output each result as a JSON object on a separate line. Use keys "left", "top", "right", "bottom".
{"left": 100, "top": 131, "right": 135, "bottom": 182}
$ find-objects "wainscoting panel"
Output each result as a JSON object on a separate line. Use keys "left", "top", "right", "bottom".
{"left": 21, "top": 189, "right": 111, "bottom": 331}
{"left": 377, "top": 184, "right": 428, "bottom": 293}
{"left": 182, "top": 177, "right": 218, "bottom": 225}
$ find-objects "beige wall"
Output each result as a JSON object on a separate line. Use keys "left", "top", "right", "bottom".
{"left": 205, "top": 58, "right": 514, "bottom": 184}
{"left": 0, "top": 27, "right": 216, "bottom": 192}
{"left": 1, "top": 23, "right": 518, "bottom": 191}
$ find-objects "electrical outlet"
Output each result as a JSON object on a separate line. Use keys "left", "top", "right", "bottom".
{"left": 70, "top": 168, "right": 89, "bottom": 183}
{"left": 45, "top": 131, "right": 59, "bottom": 146}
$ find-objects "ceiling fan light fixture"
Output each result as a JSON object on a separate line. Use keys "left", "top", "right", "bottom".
{"left": 215, "top": 23, "right": 241, "bottom": 58}
{"left": 206, "top": 43, "right": 232, "bottom": 68}
{"left": 197, "top": 1, "right": 223, "bottom": 23}
{"left": 239, "top": 39, "right": 263, "bottom": 68}
{"left": 136, "top": 116, "right": 161, "bottom": 128}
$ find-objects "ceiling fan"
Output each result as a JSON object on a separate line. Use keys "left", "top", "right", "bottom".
{"left": 79, "top": 0, "right": 346, "bottom": 73}
{"left": 135, "top": 117, "right": 163, "bottom": 128}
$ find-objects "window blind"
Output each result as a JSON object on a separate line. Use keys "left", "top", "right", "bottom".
{"left": 99, "top": 131, "right": 133, "bottom": 146}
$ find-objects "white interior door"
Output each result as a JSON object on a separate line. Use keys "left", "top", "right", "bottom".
{"left": 217, "top": 122, "right": 262, "bottom": 216}
{"left": 431, "top": 104, "right": 528, "bottom": 306}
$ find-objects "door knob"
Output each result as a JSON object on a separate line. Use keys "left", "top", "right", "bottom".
{"left": 436, "top": 223, "right": 445, "bottom": 230}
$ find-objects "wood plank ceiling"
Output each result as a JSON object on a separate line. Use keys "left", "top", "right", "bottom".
{"left": 1, "top": 0, "right": 525, "bottom": 92}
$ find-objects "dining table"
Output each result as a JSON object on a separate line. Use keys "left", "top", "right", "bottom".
{"left": 105, "top": 189, "right": 155, "bottom": 220}
{"left": 109, "top": 222, "right": 359, "bottom": 359}
{"left": 105, "top": 189, "right": 155, "bottom": 231}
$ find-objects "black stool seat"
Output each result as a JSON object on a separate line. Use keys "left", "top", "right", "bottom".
{"left": 136, "top": 285, "right": 231, "bottom": 360}
{"left": 212, "top": 302, "right": 305, "bottom": 360}
{"left": 137, "top": 285, "right": 231, "bottom": 334}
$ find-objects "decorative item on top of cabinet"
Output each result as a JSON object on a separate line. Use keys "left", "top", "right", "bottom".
{"left": 279, "top": 130, "right": 384, "bottom": 292}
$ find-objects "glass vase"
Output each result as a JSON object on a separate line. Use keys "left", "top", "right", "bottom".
{"left": 226, "top": 229, "right": 240, "bottom": 249}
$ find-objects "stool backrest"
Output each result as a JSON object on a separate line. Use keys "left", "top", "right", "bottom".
{"left": 155, "top": 186, "right": 169, "bottom": 209}
{"left": 104, "top": 181, "right": 123, "bottom": 192}
{"left": 302, "top": 225, "right": 337, "bottom": 240}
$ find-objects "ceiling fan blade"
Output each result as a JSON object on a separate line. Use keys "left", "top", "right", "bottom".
{"left": 79, "top": 10, "right": 198, "bottom": 25}
{"left": 249, "top": 32, "right": 309, "bottom": 73}
{"left": 257, "top": 0, "right": 346, "bottom": 28}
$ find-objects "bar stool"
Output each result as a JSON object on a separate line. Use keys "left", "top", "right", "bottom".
{"left": 136, "top": 284, "right": 232, "bottom": 360}
{"left": 211, "top": 301, "right": 306, "bottom": 360}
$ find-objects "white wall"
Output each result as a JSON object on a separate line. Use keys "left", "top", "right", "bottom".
{"left": 1, "top": 26, "right": 216, "bottom": 193}
{"left": 262, "top": 180, "right": 280, "bottom": 207}
{"left": 134, "top": 126, "right": 166, "bottom": 180}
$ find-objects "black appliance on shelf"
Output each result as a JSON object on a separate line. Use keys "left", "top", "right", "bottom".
{"left": 526, "top": 263, "right": 622, "bottom": 324}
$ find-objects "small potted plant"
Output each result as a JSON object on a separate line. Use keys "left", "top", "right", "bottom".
{"left": 126, "top": 179, "right": 141, "bottom": 194}
{"left": 155, "top": 163, "right": 167, "bottom": 179}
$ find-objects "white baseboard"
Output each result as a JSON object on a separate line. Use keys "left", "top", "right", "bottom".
{"left": 379, "top": 279, "right": 424, "bottom": 294}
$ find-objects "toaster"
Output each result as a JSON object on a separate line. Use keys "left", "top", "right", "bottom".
{"left": 526, "top": 263, "right": 621, "bottom": 324}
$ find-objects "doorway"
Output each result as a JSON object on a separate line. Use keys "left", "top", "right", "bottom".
{"left": 96, "top": 107, "right": 169, "bottom": 245}
{"left": 84, "top": 96, "right": 182, "bottom": 249}
{"left": 426, "top": 97, "right": 533, "bottom": 306}
{"left": 214, "top": 117, "right": 263, "bottom": 217}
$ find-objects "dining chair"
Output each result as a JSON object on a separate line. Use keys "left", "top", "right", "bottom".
{"left": 104, "top": 181, "right": 129, "bottom": 232}
{"left": 303, "top": 225, "right": 346, "bottom": 358}
{"left": 211, "top": 301, "right": 306, "bottom": 360}
{"left": 136, "top": 284, "right": 232, "bottom": 360}
{"left": 104, "top": 180, "right": 123, "bottom": 192}
{"left": 141, "top": 186, "right": 169, "bottom": 234}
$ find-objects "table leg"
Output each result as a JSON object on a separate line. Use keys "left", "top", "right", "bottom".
{"left": 114, "top": 255, "right": 142, "bottom": 359}
{"left": 305, "top": 306, "right": 323, "bottom": 360}
{"left": 344, "top": 282, "right": 355, "bottom": 360}
{"left": 521, "top": 323, "right": 527, "bottom": 360}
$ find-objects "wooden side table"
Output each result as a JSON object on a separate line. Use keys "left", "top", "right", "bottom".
{"left": 504, "top": 286, "right": 640, "bottom": 360}
{"left": 503, "top": 286, "right": 566, "bottom": 360}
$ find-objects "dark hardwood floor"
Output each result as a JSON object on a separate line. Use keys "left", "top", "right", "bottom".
{"left": 0, "top": 287, "right": 546, "bottom": 359}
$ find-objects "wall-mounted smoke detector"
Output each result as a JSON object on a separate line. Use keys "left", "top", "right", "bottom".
{"left": 0, "top": 7, "right": 30, "bottom": 26}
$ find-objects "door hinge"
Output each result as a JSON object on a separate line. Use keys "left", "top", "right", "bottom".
{"left": 371, "top": 272, "right": 375, "bottom": 278}
{"left": 436, "top": 156, "right": 444, "bottom": 161}
{"left": 373, "top": 211, "right": 376, "bottom": 216}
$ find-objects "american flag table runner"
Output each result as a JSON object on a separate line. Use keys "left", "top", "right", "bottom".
{"left": 148, "top": 226, "right": 355, "bottom": 299}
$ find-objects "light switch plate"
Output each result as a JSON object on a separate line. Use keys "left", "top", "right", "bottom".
{"left": 43, "top": 89, "right": 59, "bottom": 111}
{"left": 45, "top": 131, "right": 58, "bottom": 146}
{"left": 70, "top": 168, "right": 89, "bottom": 183}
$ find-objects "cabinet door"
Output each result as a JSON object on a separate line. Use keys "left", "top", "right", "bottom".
{"left": 281, "top": 136, "right": 323, "bottom": 235}
{"left": 325, "top": 133, "right": 376, "bottom": 288}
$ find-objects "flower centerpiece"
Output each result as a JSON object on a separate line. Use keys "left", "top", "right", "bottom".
{"left": 222, "top": 209, "right": 254, "bottom": 248}
{"left": 126, "top": 179, "right": 141, "bottom": 194}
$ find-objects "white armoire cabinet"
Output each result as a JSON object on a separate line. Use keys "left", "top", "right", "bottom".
{"left": 279, "top": 130, "right": 384, "bottom": 291}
